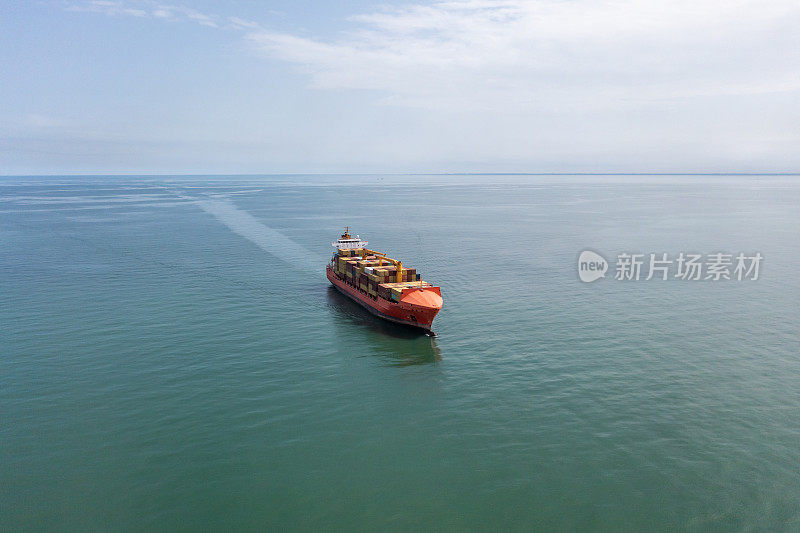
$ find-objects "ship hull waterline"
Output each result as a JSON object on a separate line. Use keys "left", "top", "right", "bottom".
{"left": 326, "top": 266, "right": 440, "bottom": 336}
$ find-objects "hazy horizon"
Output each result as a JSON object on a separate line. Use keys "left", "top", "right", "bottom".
{"left": 3, "top": 172, "right": 800, "bottom": 178}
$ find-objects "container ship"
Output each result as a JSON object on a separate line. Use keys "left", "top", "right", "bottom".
{"left": 326, "top": 228, "right": 443, "bottom": 335}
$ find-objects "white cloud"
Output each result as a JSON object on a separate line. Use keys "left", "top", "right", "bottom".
{"left": 66, "top": 0, "right": 800, "bottom": 110}
{"left": 228, "top": 16, "right": 261, "bottom": 31}
{"left": 67, "top": 0, "right": 147, "bottom": 17}
{"left": 246, "top": 0, "right": 800, "bottom": 110}
{"left": 182, "top": 8, "right": 217, "bottom": 28}
{"left": 68, "top": 1, "right": 219, "bottom": 28}
{"left": 58, "top": 0, "right": 800, "bottom": 170}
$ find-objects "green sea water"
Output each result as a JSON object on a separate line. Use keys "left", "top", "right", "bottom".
{"left": 2, "top": 175, "right": 799, "bottom": 530}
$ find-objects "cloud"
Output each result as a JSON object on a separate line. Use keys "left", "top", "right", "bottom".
{"left": 181, "top": 7, "right": 217, "bottom": 28}
{"left": 67, "top": 0, "right": 147, "bottom": 17}
{"left": 228, "top": 16, "right": 261, "bottom": 31}
{"left": 246, "top": 0, "right": 800, "bottom": 110}
{"left": 68, "top": 1, "right": 219, "bottom": 28}
{"left": 56, "top": 0, "right": 800, "bottom": 171}
{"left": 66, "top": 0, "right": 800, "bottom": 110}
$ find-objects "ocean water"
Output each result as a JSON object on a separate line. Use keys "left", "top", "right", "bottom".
{"left": 2, "top": 174, "right": 799, "bottom": 531}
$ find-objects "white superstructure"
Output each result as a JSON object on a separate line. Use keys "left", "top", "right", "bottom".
{"left": 332, "top": 227, "right": 368, "bottom": 250}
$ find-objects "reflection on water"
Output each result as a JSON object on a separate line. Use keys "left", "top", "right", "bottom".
{"left": 326, "top": 286, "right": 442, "bottom": 366}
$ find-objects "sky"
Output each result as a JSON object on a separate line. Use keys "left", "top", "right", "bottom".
{"left": 1, "top": 0, "right": 799, "bottom": 174}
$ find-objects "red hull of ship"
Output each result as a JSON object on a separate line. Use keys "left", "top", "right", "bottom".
{"left": 326, "top": 266, "right": 441, "bottom": 333}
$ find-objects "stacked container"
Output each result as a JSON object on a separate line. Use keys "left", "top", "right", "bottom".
{"left": 377, "top": 281, "right": 432, "bottom": 302}
{"left": 333, "top": 248, "right": 428, "bottom": 302}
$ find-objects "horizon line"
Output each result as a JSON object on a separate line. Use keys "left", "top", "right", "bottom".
{"left": 2, "top": 172, "right": 800, "bottom": 177}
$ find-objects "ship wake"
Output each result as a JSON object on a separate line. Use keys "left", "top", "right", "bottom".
{"left": 194, "top": 198, "right": 322, "bottom": 272}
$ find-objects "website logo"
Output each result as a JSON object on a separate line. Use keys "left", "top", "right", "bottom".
{"left": 578, "top": 250, "right": 608, "bottom": 282}
{"left": 577, "top": 251, "right": 762, "bottom": 282}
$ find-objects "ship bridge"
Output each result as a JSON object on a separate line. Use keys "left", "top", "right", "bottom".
{"left": 332, "top": 226, "right": 368, "bottom": 250}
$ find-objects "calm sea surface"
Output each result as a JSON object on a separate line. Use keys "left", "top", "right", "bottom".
{"left": 2, "top": 175, "right": 799, "bottom": 530}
